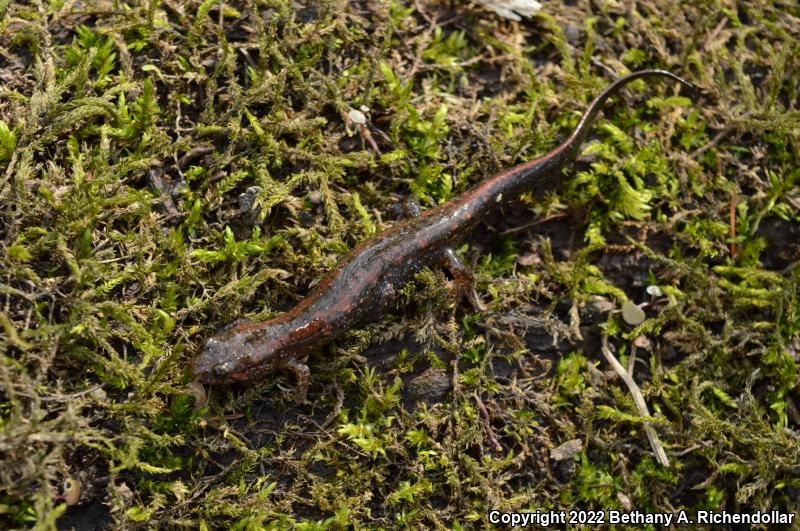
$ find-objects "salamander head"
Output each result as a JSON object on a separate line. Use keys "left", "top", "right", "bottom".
{"left": 192, "top": 321, "right": 294, "bottom": 384}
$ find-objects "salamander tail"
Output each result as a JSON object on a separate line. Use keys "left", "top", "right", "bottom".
{"left": 565, "top": 69, "right": 694, "bottom": 149}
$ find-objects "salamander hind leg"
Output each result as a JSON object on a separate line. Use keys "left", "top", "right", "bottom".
{"left": 442, "top": 248, "right": 487, "bottom": 311}
{"left": 285, "top": 358, "right": 311, "bottom": 404}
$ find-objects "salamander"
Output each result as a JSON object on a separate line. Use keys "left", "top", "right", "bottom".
{"left": 192, "top": 70, "right": 693, "bottom": 401}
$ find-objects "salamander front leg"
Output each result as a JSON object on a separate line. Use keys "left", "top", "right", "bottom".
{"left": 402, "top": 197, "right": 421, "bottom": 217}
{"left": 390, "top": 197, "right": 422, "bottom": 219}
{"left": 442, "top": 248, "right": 487, "bottom": 311}
{"left": 285, "top": 358, "right": 311, "bottom": 404}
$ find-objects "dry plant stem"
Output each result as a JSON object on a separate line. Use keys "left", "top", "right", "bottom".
{"left": 786, "top": 396, "right": 800, "bottom": 426}
{"left": 473, "top": 392, "right": 503, "bottom": 453}
{"left": 0, "top": 149, "right": 17, "bottom": 196}
{"left": 729, "top": 187, "right": 737, "bottom": 259}
{"left": 690, "top": 124, "right": 734, "bottom": 159}
{"left": 357, "top": 123, "right": 381, "bottom": 154}
{"left": 500, "top": 212, "right": 569, "bottom": 235}
{"left": 600, "top": 333, "right": 670, "bottom": 468}
{"left": 177, "top": 146, "right": 214, "bottom": 167}
{"left": 33, "top": 384, "right": 105, "bottom": 403}
{"left": 627, "top": 342, "right": 637, "bottom": 376}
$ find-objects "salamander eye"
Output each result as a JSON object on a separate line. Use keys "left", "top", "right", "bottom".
{"left": 212, "top": 359, "right": 237, "bottom": 378}
{"left": 209, "top": 337, "right": 223, "bottom": 351}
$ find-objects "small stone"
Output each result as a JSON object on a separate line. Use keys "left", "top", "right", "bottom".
{"left": 564, "top": 24, "right": 581, "bottom": 43}
{"left": 556, "top": 458, "right": 576, "bottom": 481}
{"left": 308, "top": 190, "right": 323, "bottom": 204}
{"left": 550, "top": 438, "right": 583, "bottom": 461}
{"left": 89, "top": 387, "right": 107, "bottom": 402}
{"left": 407, "top": 368, "right": 451, "bottom": 402}
{"left": 239, "top": 186, "right": 266, "bottom": 225}
{"left": 592, "top": 299, "right": 615, "bottom": 313}
{"left": 621, "top": 300, "right": 646, "bottom": 325}
{"left": 238, "top": 185, "right": 262, "bottom": 212}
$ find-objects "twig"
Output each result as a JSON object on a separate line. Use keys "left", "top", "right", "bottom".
{"left": 38, "top": 384, "right": 105, "bottom": 402}
{"left": 0, "top": 148, "right": 19, "bottom": 198}
{"left": 177, "top": 146, "right": 214, "bottom": 168}
{"left": 627, "top": 342, "right": 638, "bottom": 376}
{"left": 590, "top": 57, "right": 618, "bottom": 78}
{"left": 7, "top": 383, "right": 106, "bottom": 402}
{"left": 407, "top": 10, "right": 437, "bottom": 79}
{"left": 690, "top": 125, "right": 733, "bottom": 159}
{"left": 473, "top": 392, "right": 503, "bottom": 453}
{"left": 700, "top": 17, "right": 729, "bottom": 52}
{"left": 729, "top": 187, "right": 737, "bottom": 259}
{"left": 357, "top": 123, "right": 381, "bottom": 155}
{"left": 501, "top": 212, "right": 568, "bottom": 235}
{"left": 673, "top": 443, "right": 705, "bottom": 457}
{"left": 600, "top": 333, "right": 670, "bottom": 467}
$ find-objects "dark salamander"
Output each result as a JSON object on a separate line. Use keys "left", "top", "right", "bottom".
{"left": 193, "top": 70, "right": 693, "bottom": 401}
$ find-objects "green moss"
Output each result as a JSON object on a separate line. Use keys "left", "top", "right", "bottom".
{"left": 0, "top": 0, "right": 798, "bottom": 528}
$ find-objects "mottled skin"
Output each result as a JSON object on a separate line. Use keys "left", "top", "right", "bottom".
{"left": 193, "top": 70, "right": 693, "bottom": 400}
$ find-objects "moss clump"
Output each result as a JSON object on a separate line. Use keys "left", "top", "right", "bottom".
{"left": 0, "top": 0, "right": 798, "bottom": 528}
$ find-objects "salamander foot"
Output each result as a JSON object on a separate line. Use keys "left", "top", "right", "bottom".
{"left": 442, "top": 247, "right": 487, "bottom": 311}
{"left": 286, "top": 358, "right": 311, "bottom": 404}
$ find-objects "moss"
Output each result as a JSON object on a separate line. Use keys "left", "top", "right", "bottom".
{"left": 0, "top": 0, "right": 798, "bottom": 528}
